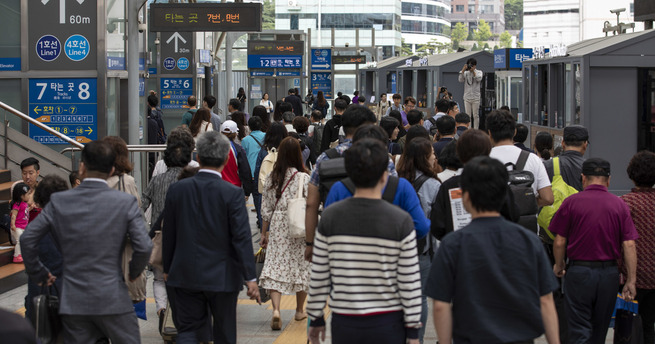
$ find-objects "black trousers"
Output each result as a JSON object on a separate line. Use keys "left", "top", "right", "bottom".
{"left": 167, "top": 286, "right": 238, "bottom": 344}
{"left": 331, "top": 311, "right": 407, "bottom": 344}
{"left": 637, "top": 288, "right": 655, "bottom": 344}
{"left": 564, "top": 265, "right": 619, "bottom": 344}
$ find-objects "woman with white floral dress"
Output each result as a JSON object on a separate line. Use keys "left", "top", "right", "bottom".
{"left": 259, "top": 136, "right": 311, "bottom": 331}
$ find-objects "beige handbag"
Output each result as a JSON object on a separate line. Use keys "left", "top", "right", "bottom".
{"left": 287, "top": 173, "right": 307, "bottom": 239}
{"left": 117, "top": 174, "right": 147, "bottom": 302}
{"left": 149, "top": 230, "right": 163, "bottom": 271}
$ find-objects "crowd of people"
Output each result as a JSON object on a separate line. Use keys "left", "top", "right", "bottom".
{"left": 2, "top": 76, "right": 654, "bottom": 344}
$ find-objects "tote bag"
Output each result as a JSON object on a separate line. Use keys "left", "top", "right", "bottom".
{"left": 287, "top": 173, "right": 307, "bottom": 238}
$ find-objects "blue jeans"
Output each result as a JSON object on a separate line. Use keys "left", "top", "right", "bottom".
{"left": 253, "top": 191, "right": 262, "bottom": 230}
{"left": 418, "top": 252, "right": 432, "bottom": 344}
{"left": 564, "top": 265, "right": 619, "bottom": 344}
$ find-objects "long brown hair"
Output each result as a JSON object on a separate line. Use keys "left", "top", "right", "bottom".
{"left": 269, "top": 136, "right": 309, "bottom": 199}
{"left": 316, "top": 91, "right": 327, "bottom": 107}
{"left": 189, "top": 108, "right": 211, "bottom": 137}
{"left": 101, "top": 136, "right": 133, "bottom": 175}
{"left": 397, "top": 137, "right": 439, "bottom": 183}
{"left": 231, "top": 111, "right": 247, "bottom": 140}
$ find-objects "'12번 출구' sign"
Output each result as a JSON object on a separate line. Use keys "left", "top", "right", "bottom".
{"left": 29, "top": 78, "right": 98, "bottom": 144}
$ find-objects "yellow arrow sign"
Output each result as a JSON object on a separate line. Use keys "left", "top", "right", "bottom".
{"left": 76, "top": 136, "right": 92, "bottom": 143}
{"left": 34, "top": 106, "right": 41, "bottom": 114}
{"left": 85, "top": 127, "right": 93, "bottom": 135}
{"left": 37, "top": 116, "right": 51, "bottom": 123}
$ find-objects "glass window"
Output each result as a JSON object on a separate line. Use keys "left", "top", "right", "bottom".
{"left": 565, "top": 63, "right": 572, "bottom": 126}
{"left": 510, "top": 76, "right": 523, "bottom": 119}
{"left": 468, "top": 4, "right": 475, "bottom": 13}
{"left": 456, "top": 5, "right": 464, "bottom": 12}
{"left": 290, "top": 14, "right": 298, "bottom": 30}
{"left": 0, "top": 79, "right": 22, "bottom": 130}
{"left": 524, "top": 66, "right": 531, "bottom": 122}
{"left": 0, "top": 0, "right": 19, "bottom": 58}
{"left": 108, "top": 0, "right": 126, "bottom": 60}
{"left": 480, "top": 5, "right": 493, "bottom": 14}
{"left": 321, "top": 14, "right": 397, "bottom": 31}
{"left": 574, "top": 63, "right": 581, "bottom": 124}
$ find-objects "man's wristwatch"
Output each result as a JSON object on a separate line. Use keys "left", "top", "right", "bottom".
{"left": 305, "top": 241, "right": 313, "bottom": 246}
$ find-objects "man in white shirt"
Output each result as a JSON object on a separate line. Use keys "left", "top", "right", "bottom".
{"left": 458, "top": 58, "right": 483, "bottom": 129}
{"left": 487, "top": 110, "right": 554, "bottom": 207}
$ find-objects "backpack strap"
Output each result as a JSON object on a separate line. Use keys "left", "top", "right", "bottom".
{"left": 412, "top": 174, "right": 430, "bottom": 193}
{"left": 428, "top": 117, "right": 437, "bottom": 126}
{"left": 553, "top": 157, "right": 560, "bottom": 177}
{"left": 515, "top": 149, "right": 530, "bottom": 171}
{"left": 251, "top": 135, "right": 263, "bottom": 148}
{"left": 325, "top": 148, "right": 340, "bottom": 159}
{"left": 382, "top": 176, "right": 399, "bottom": 203}
{"left": 342, "top": 178, "right": 356, "bottom": 195}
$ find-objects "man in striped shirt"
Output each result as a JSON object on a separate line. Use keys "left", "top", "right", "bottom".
{"left": 307, "top": 138, "right": 422, "bottom": 344}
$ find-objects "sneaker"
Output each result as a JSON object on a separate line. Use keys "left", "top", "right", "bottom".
{"left": 13, "top": 255, "right": 23, "bottom": 263}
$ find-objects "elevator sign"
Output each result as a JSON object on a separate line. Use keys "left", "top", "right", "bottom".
{"left": 29, "top": 0, "right": 97, "bottom": 70}
{"left": 29, "top": 78, "right": 98, "bottom": 144}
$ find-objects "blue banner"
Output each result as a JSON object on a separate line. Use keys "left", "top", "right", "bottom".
{"left": 311, "top": 49, "right": 332, "bottom": 70}
{"left": 508, "top": 49, "right": 534, "bottom": 69}
{"left": 0, "top": 58, "right": 21, "bottom": 71}
{"left": 161, "top": 78, "right": 193, "bottom": 109}
{"left": 248, "top": 55, "right": 302, "bottom": 69}
{"left": 311, "top": 72, "right": 332, "bottom": 99}
{"left": 29, "top": 78, "right": 98, "bottom": 144}
{"left": 494, "top": 49, "right": 507, "bottom": 69}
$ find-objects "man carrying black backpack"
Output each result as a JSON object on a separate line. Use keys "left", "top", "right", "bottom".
{"left": 487, "top": 110, "right": 553, "bottom": 234}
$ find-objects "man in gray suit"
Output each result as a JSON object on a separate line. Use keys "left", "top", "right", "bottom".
{"left": 163, "top": 131, "right": 260, "bottom": 344}
{"left": 22, "top": 140, "right": 152, "bottom": 344}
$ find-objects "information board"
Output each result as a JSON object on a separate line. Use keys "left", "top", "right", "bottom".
{"left": 150, "top": 3, "right": 262, "bottom": 32}
{"left": 247, "top": 55, "right": 302, "bottom": 69}
{"left": 0, "top": 58, "right": 20, "bottom": 71}
{"left": 333, "top": 55, "right": 365, "bottom": 64}
{"left": 311, "top": 49, "right": 332, "bottom": 70}
{"left": 247, "top": 41, "right": 304, "bottom": 56}
{"left": 311, "top": 72, "right": 332, "bottom": 99}
{"left": 29, "top": 78, "right": 97, "bottom": 144}
{"left": 29, "top": 0, "right": 97, "bottom": 70}
{"left": 160, "top": 31, "right": 194, "bottom": 74}
{"left": 160, "top": 78, "right": 193, "bottom": 109}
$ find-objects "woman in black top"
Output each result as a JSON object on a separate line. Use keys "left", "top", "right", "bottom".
{"left": 237, "top": 87, "right": 246, "bottom": 111}
{"left": 311, "top": 91, "right": 330, "bottom": 117}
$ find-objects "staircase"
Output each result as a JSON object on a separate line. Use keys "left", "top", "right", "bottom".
{"left": 0, "top": 168, "right": 28, "bottom": 294}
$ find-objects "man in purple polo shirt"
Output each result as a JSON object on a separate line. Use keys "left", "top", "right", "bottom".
{"left": 550, "top": 158, "right": 638, "bottom": 344}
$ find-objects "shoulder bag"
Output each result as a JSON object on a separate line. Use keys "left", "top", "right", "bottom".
{"left": 32, "top": 284, "right": 61, "bottom": 344}
{"left": 287, "top": 173, "right": 307, "bottom": 238}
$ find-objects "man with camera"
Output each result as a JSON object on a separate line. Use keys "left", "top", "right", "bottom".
{"left": 458, "top": 58, "right": 483, "bottom": 129}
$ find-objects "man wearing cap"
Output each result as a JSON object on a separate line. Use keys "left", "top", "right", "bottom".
{"left": 544, "top": 125, "right": 588, "bottom": 192}
{"left": 219, "top": 120, "right": 253, "bottom": 198}
{"left": 549, "top": 158, "right": 638, "bottom": 344}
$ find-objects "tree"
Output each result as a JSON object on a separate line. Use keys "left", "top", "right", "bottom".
{"left": 263, "top": 0, "right": 275, "bottom": 30}
{"left": 474, "top": 20, "right": 492, "bottom": 46}
{"left": 471, "top": 43, "right": 479, "bottom": 51}
{"left": 500, "top": 31, "right": 513, "bottom": 48}
{"left": 416, "top": 38, "right": 452, "bottom": 56}
{"left": 451, "top": 22, "right": 468, "bottom": 50}
{"left": 504, "top": 0, "right": 523, "bottom": 31}
{"left": 401, "top": 38, "right": 413, "bottom": 56}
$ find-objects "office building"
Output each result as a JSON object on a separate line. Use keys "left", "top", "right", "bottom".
{"left": 401, "top": 0, "right": 452, "bottom": 53}
{"left": 449, "top": 0, "right": 505, "bottom": 36}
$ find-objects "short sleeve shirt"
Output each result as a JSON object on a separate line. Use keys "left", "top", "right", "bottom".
{"left": 12, "top": 202, "right": 29, "bottom": 229}
{"left": 490, "top": 145, "right": 551, "bottom": 195}
{"left": 549, "top": 184, "right": 639, "bottom": 261}
{"left": 426, "top": 216, "right": 558, "bottom": 343}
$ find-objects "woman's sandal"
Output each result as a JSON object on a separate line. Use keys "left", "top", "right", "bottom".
{"left": 271, "top": 311, "right": 282, "bottom": 330}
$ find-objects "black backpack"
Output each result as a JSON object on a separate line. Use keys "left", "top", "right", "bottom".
{"left": 318, "top": 148, "right": 398, "bottom": 204}
{"left": 505, "top": 150, "right": 539, "bottom": 234}
{"left": 427, "top": 117, "right": 439, "bottom": 137}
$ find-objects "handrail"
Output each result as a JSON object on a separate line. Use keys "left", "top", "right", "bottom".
{"left": 60, "top": 144, "right": 173, "bottom": 154}
{"left": 0, "top": 100, "right": 84, "bottom": 149}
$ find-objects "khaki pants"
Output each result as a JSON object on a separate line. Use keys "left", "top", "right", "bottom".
{"left": 464, "top": 99, "right": 480, "bottom": 129}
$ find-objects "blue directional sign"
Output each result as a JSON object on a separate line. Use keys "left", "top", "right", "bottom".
{"left": 250, "top": 70, "right": 275, "bottom": 77}
{"left": 278, "top": 71, "right": 301, "bottom": 77}
{"left": 311, "top": 72, "right": 332, "bottom": 99}
{"left": 163, "top": 57, "right": 176, "bottom": 70}
{"left": 64, "top": 34, "right": 90, "bottom": 61}
{"left": 177, "top": 57, "right": 190, "bottom": 70}
{"left": 311, "top": 49, "right": 332, "bottom": 70}
{"left": 508, "top": 48, "right": 534, "bottom": 69}
{"left": 0, "top": 58, "right": 21, "bottom": 71}
{"left": 248, "top": 55, "right": 302, "bottom": 69}
{"left": 29, "top": 78, "right": 97, "bottom": 144}
{"left": 36, "top": 35, "right": 61, "bottom": 62}
{"left": 161, "top": 78, "right": 193, "bottom": 109}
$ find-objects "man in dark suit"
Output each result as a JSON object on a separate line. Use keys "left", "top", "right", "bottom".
{"left": 163, "top": 130, "right": 260, "bottom": 344}
{"left": 284, "top": 88, "right": 304, "bottom": 116}
{"left": 21, "top": 140, "right": 152, "bottom": 343}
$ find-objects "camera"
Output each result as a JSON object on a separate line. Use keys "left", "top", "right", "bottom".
{"left": 466, "top": 64, "right": 473, "bottom": 70}
{"left": 138, "top": 23, "right": 147, "bottom": 33}
{"left": 440, "top": 87, "right": 447, "bottom": 93}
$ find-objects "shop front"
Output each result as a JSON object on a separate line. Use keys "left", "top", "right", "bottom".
{"left": 522, "top": 29, "right": 655, "bottom": 193}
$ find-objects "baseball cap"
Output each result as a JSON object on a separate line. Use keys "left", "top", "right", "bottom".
{"left": 563, "top": 125, "right": 589, "bottom": 143}
{"left": 582, "top": 158, "right": 610, "bottom": 177}
{"left": 220, "top": 120, "right": 239, "bottom": 134}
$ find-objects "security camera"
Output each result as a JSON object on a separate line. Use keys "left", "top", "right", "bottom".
{"left": 610, "top": 8, "right": 625, "bottom": 14}
{"left": 154, "top": 38, "right": 160, "bottom": 45}
{"left": 345, "top": 42, "right": 350, "bottom": 47}
{"left": 138, "top": 23, "right": 147, "bottom": 33}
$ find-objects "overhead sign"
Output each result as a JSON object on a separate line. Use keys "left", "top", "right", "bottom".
{"left": 248, "top": 41, "right": 304, "bottom": 56}
{"left": 0, "top": 58, "right": 20, "bottom": 71}
{"left": 160, "top": 78, "right": 193, "bottom": 109}
{"left": 494, "top": 49, "right": 507, "bottom": 69}
{"left": 278, "top": 71, "right": 301, "bottom": 77}
{"left": 149, "top": 3, "right": 262, "bottom": 32}
{"left": 311, "top": 49, "right": 332, "bottom": 70}
{"left": 247, "top": 55, "right": 302, "bottom": 69}
{"left": 160, "top": 31, "right": 194, "bottom": 75}
{"left": 333, "top": 55, "right": 365, "bottom": 64}
{"left": 250, "top": 70, "right": 275, "bottom": 77}
{"left": 29, "top": 0, "right": 97, "bottom": 70}
{"left": 508, "top": 49, "right": 533, "bottom": 69}
{"left": 29, "top": 78, "right": 98, "bottom": 144}
{"left": 311, "top": 72, "right": 333, "bottom": 99}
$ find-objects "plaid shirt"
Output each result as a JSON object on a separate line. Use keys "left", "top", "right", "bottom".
{"left": 309, "top": 139, "right": 397, "bottom": 186}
